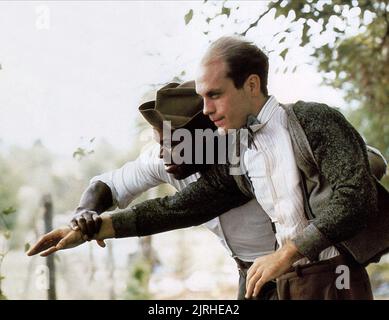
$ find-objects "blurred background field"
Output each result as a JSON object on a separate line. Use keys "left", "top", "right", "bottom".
{"left": 0, "top": 140, "right": 242, "bottom": 300}
{"left": 4, "top": 225, "right": 240, "bottom": 300}
{"left": 1, "top": 1, "right": 389, "bottom": 299}
{"left": 1, "top": 139, "right": 388, "bottom": 300}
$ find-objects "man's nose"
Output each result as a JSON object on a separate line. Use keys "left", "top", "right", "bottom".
{"left": 203, "top": 98, "right": 214, "bottom": 116}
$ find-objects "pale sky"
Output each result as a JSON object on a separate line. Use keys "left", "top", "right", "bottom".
{"left": 0, "top": 1, "right": 346, "bottom": 155}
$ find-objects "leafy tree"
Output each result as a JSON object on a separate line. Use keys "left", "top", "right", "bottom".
{"left": 185, "top": 0, "right": 389, "bottom": 186}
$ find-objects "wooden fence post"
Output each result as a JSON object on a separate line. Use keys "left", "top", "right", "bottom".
{"left": 42, "top": 194, "right": 56, "bottom": 300}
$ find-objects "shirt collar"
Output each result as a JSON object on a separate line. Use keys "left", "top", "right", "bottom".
{"left": 257, "top": 95, "right": 279, "bottom": 123}
{"left": 249, "top": 95, "right": 279, "bottom": 133}
{"left": 230, "top": 96, "right": 279, "bottom": 148}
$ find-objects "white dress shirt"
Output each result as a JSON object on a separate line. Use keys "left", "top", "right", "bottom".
{"left": 90, "top": 144, "right": 276, "bottom": 262}
{"left": 243, "top": 96, "right": 339, "bottom": 263}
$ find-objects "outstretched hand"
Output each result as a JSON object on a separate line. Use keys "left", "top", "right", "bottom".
{"left": 26, "top": 226, "right": 106, "bottom": 257}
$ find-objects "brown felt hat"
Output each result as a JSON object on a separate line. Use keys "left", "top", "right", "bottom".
{"left": 139, "top": 80, "right": 215, "bottom": 131}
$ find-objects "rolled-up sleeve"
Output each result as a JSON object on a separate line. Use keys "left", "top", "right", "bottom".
{"left": 90, "top": 144, "right": 165, "bottom": 209}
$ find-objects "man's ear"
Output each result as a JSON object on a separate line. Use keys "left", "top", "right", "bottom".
{"left": 245, "top": 74, "right": 261, "bottom": 97}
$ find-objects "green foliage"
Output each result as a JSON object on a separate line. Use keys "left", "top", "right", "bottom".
{"left": 184, "top": 9, "right": 193, "bottom": 25}
{"left": 124, "top": 258, "right": 152, "bottom": 300}
{"left": 221, "top": 6, "right": 231, "bottom": 18}
{"left": 72, "top": 148, "right": 94, "bottom": 160}
{"left": 1, "top": 207, "right": 16, "bottom": 216}
{"left": 274, "top": 1, "right": 389, "bottom": 187}
{"left": 73, "top": 138, "right": 95, "bottom": 160}
{"left": 0, "top": 206, "right": 16, "bottom": 234}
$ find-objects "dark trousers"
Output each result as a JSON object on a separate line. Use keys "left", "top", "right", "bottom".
{"left": 235, "top": 258, "right": 278, "bottom": 300}
{"left": 277, "top": 254, "right": 373, "bottom": 300}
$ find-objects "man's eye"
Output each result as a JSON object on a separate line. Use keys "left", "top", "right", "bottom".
{"left": 210, "top": 93, "right": 220, "bottom": 99}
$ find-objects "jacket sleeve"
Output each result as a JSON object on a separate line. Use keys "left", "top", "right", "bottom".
{"left": 292, "top": 103, "right": 379, "bottom": 260}
{"left": 110, "top": 164, "right": 253, "bottom": 238}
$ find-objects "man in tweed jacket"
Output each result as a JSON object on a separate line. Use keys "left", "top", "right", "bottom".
{"left": 102, "top": 36, "right": 388, "bottom": 299}
{"left": 28, "top": 36, "right": 389, "bottom": 300}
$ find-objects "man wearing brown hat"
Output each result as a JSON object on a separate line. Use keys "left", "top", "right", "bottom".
{"left": 28, "top": 80, "right": 278, "bottom": 300}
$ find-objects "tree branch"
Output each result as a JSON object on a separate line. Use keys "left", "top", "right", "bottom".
{"left": 240, "top": 6, "right": 272, "bottom": 37}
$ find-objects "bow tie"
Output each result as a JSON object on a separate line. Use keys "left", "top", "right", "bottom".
{"left": 228, "top": 115, "right": 263, "bottom": 174}
{"left": 241, "top": 114, "right": 264, "bottom": 150}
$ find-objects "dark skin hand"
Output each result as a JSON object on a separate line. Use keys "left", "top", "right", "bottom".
{"left": 71, "top": 209, "right": 102, "bottom": 239}
{"left": 69, "top": 181, "right": 113, "bottom": 241}
{"left": 72, "top": 163, "right": 201, "bottom": 239}
{"left": 72, "top": 127, "right": 207, "bottom": 238}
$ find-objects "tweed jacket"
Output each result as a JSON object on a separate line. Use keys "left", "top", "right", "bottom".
{"left": 111, "top": 101, "right": 389, "bottom": 265}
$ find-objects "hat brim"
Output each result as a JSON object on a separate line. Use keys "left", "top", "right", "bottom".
{"left": 139, "top": 100, "right": 210, "bottom": 130}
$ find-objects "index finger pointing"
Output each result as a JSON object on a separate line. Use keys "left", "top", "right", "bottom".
{"left": 27, "top": 235, "right": 55, "bottom": 256}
